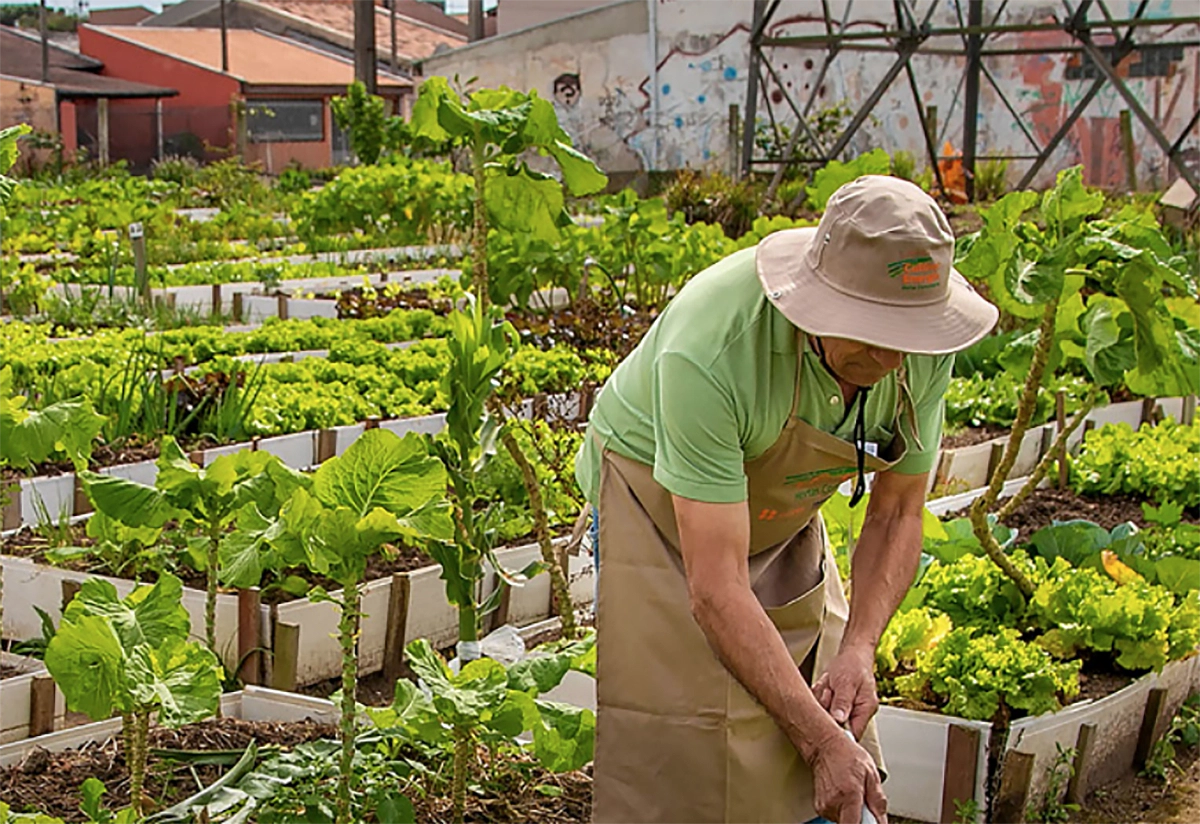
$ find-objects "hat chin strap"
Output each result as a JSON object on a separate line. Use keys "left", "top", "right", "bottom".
{"left": 810, "top": 335, "right": 871, "bottom": 507}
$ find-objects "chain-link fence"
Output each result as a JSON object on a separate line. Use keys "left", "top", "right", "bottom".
{"left": 73, "top": 101, "right": 235, "bottom": 172}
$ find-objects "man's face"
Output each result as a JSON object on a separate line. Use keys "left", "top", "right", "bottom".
{"left": 817, "top": 336, "right": 905, "bottom": 387}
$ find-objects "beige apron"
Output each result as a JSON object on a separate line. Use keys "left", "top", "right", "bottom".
{"left": 593, "top": 341, "right": 918, "bottom": 824}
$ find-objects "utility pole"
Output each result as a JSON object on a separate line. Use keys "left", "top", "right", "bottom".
{"left": 354, "top": 0, "right": 377, "bottom": 94}
{"left": 219, "top": 0, "right": 229, "bottom": 72}
{"left": 468, "top": 0, "right": 484, "bottom": 42}
{"left": 40, "top": 0, "right": 49, "bottom": 83}
{"left": 390, "top": 0, "right": 398, "bottom": 73}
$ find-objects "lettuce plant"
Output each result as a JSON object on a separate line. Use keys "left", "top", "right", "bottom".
{"left": 44, "top": 573, "right": 223, "bottom": 818}
{"left": 79, "top": 437, "right": 306, "bottom": 655}
{"left": 957, "top": 167, "right": 1199, "bottom": 597}
{"left": 269, "top": 428, "right": 451, "bottom": 824}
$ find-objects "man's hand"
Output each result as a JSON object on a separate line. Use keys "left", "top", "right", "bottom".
{"left": 812, "top": 644, "right": 878, "bottom": 739}
{"left": 811, "top": 728, "right": 888, "bottom": 824}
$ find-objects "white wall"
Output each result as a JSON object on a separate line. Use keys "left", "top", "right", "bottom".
{"left": 422, "top": 0, "right": 1200, "bottom": 188}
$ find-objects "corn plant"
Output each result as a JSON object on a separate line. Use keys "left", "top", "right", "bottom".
{"left": 44, "top": 573, "right": 223, "bottom": 819}
{"left": 267, "top": 429, "right": 452, "bottom": 824}
{"left": 79, "top": 437, "right": 306, "bottom": 656}
{"left": 957, "top": 167, "right": 1199, "bottom": 597}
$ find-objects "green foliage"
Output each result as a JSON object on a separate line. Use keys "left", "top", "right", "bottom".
{"left": 292, "top": 157, "right": 473, "bottom": 246}
{"left": 330, "top": 81, "right": 390, "bottom": 165}
{"left": 875, "top": 607, "right": 952, "bottom": 675}
{"left": 805, "top": 149, "right": 891, "bottom": 211}
{"left": 0, "top": 365, "right": 104, "bottom": 472}
{"left": 44, "top": 573, "right": 221, "bottom": 724}
{"left": 44, "top": 511, "right": 166, "bottom": 580}
{"left": 974, "top": 157, "right": 1010, "bottom": 202}
{"left": 0, "top": 123, "right": 32, "bottom": 209}
{"left": 663, "top": 168, "right": 759, "bottom": 238}
{"left": 943, "top": 371, "right": 1095, "bottom": 431}
{"left": 1143, "top": 694, "right": 1200, "bottom": 781}
{"left": 956, "top": 167, "right": 1197, "bottom": 396}
{"left": 917, "top": 551, "right": 1030, "bottom": 629}
{"left": 895, "top": 626, "right": 1080, "bottom": 721}
{"left": 1070, "top": 420, "right": 1200, "bottom": 508}
{"left": 1031, "top": 557, "right": 1200, "bottom": 672}
{"left": 410, "top": 77, "right": 607, "bottom": 243}
{"left": 1027, "top": 743, "right": 1079, "bottom": 823}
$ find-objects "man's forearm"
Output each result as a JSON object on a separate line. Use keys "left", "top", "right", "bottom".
{"left": 690, "top": 585, "right": 844, "bottom": 763}
{"left": 842, "top": 510, "right": 923, "bottom": 651}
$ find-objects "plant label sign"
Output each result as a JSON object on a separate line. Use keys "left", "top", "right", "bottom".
{"left": 128, "top": 222, "right": 144, "bottom": 240}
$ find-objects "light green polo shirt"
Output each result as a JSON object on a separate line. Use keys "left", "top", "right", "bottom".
{"left": 575, "top": 246, "right": 954, "bottom": 505}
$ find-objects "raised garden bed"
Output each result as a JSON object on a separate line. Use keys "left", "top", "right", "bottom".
{"left": 0, "top": 651, "right": 64, "bottom": 745}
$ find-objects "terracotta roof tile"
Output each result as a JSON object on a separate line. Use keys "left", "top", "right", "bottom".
{"left": 256, "top": 0, "right": 465, "bottom": 61}
{"left": 86, "top": 25, "right": 410, "bottom": 88}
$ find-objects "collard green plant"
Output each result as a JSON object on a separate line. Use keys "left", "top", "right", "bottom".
{"left": 410, "top": 76, "right": 608, "bottom": 308}
{"left": 79, "top": 437, "right": 307, "bottom": 655}
{"left": 401, "top": 636, "right": 596, "bottom": 824}
{"left": 0, "top": 365, "right": 104, "bottom": 472}
{"left": 268, "top": 428, "right": 451, "bottom": 824}
{"left": 957, "top": 167, "right": 1199, "bottom": 597}
{"left": 44, "top": 573, "right": 222, "bottom": 818}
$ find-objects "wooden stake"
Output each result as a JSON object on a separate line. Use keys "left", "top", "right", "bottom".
{"left": 316, "top": 429, "right": 338, "bottom": 463}
{"left": 940, "top": 724, "right": 981, "bottom": 823}
{"left": 211, "top": 283, "right": 222, "bottom": 316}
{"left": 1139, "top": 397, "right": 1157, "bottom": 428}
{"left": 994, "top": 749, "right": 1035, "bottom": 824}
{"left": 1119, "top": 109, "right": 1137, "bottom": 192}
{"left": 1182, "top": 395, "right": 1197, "bottom": 426}
{"left": 276, "top": 293, "right": 289, "bottom": 321}
{"left": 232, "top": 292, "right": 244, "bottom": 323}
{"left": 1135, "top": 687, "right": 1170, "bottom": 769}
{"left": 237, "top": 587, "right": 262, "bottom": 686}
{"left": 383, "top": 573, "right": 411, "bottom": 684}
{"left": 189, "top": 450, "right": 205, "bottom": 468}
{"left": 491, "top": 581, "right": 512, "bottom": 633}
{"left": 72, "top": 475, "right": 92, "bottom": 517}
{"left": 29, "top": 675, "right": 56, "bottom": 737}
{"left": 1067, "top": 722, "right": 1097, "bottom": 805}
{"left": 364, "top": 416, "right": 381, "bottom": 430}
{"left": 271, "top": 621, "right": 300, "bottom": 692}
{"left": 1, "top": 482, "right": 21, "bottom": 531}
{"left": 985, "top": 440, "right": 1006, "bottom": 485}
{"left": 1055, "top": 391, "right": 1067, "bottom": 489}
{"left": 61, "top": 579, "right": 81, "bottom": 612}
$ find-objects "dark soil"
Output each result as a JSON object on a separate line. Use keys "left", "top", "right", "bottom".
{"left": 0, "top": 665, "right": 22, "bottom": 680}
{"left": 1070, "top": 745, "right": 1200, "bottom": 824}
{"left": 998, "top": 487, "right": 1200, "bottom": 536}
{"left": 940, "top": 423, "right": 1011, "bottom": 450}
{"left": 298, "top": 669, "right": 399, "bottom": 707}
{"left": 0, "top": 526, "right": 439, "bottom": 605}
{"left": 413, "top": 752, "right": 591, "bottom": 824}
{"left": 0, "top": 437, "right": 221, "bottom": 481}
{"left": 506, "top": 300, "right": 658, "bottom": 360}
{"left": 0, "top": 717, "right": 336, "bottom": 823}
{"left": 1074, "top": 668, "right": 1136, "bottom": 704}
{"left": 334, "top": 284, "right": 454, "bottom": 318}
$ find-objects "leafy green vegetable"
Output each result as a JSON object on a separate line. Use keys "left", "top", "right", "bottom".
{"left": 1071, "top": 420, "right": 1199, "bottom": 508}
{"left": 896, "top": 627, "right": 1080, "bottom": 721}
{"left": 875, "top": 607, "right": 952, "bottom": 675}
{"left": 44, "top": 573, "right": 222, "bottom": 818}
{"left": 805, "top": 148, "right": 891, "bottom": 211}
{"left": 0, "top": 366, "right": 104, "bottom": 472}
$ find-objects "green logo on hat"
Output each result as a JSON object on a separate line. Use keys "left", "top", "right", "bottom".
{"left": 887, "top": 255, "right": 941, "bottom": 290}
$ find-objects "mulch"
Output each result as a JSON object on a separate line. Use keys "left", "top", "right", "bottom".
{"left": 997, "top": 487, "right": 1200, "bottom": 536}
{"left": 940, "top": 423, "right": 1011, "bottom": 450}
{"left": 0, "top": 717, "right": 335, "bottom": 823}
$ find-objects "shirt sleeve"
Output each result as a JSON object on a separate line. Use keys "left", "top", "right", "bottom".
{"left": 651, "top": 350, "right": 749, "bottom": 503}
{"left": 890, "top": 354, "right": 954, "bottom": 475}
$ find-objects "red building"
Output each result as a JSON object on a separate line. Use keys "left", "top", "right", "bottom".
{"left": 79, "top": 25, "right": 411, "bottom": 170}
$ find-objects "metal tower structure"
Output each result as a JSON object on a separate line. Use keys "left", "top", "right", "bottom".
{"left": 741, "top": 0, "right": 1200, "bottom": 203}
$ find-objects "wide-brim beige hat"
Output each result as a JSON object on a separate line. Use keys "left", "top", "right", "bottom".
{"left": 757, "top": 175, "right": 998, "bottom": 355}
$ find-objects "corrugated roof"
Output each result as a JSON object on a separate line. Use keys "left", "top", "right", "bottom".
{"left": 255, "top": 0, "right": 465, "bottom": 62}
{"left": 85, "top": 25, "right": 411, "bottom": 88}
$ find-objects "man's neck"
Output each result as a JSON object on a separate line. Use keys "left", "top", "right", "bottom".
{"left": 807, "top": 334, "right": 859, "bottom": 405}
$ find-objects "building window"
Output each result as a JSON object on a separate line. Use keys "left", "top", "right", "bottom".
{"left": 246, "top": 99, "right": 324, "bottom": 143}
